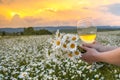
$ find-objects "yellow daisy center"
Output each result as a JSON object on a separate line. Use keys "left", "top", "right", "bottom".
{"left": 70, "top": 43, "right": 75, "bottom": 48}
{"left": 74, "top": 51, "right": 79, "bottom": 55}
{"left": 23, "top": 73, "right": 26, "bottom": 77}
{"left": 68, "top": 53, "right": 72, "bottom": 57}
{"left": 72, "top": 36, "right": 76, "bottom": 41}
{"left": 63, "top": 44, "right": 67, "bottom": 48}
{"left": 56, "top": 40, "right": 60, "bottom": 46}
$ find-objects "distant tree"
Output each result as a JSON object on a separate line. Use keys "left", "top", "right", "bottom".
{"left": 20, "top": 32, "right": 24, "bottom": 35}
{"left": 23, "top": 27, "right": 52, "bottom": 35}
{"left": 23, "top": 27, "right": 35, "bottom": 35}
{"left": 0, "top": 32, "right": 1, "bottom": 36}
{"left": 1, "top": 31, "right": 6, "bottom": 36}
{"left": 0, "top": 27, "right": 52, "bottom": 36}
{"left": 35, "top": 29, "right": 52, "bottom": 35}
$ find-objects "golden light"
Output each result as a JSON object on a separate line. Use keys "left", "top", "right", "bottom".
{"left": 11, "top": 12, "right": 20, "bottom": 17}
{"left": 0, "top": 0, "right": 120, "bottom": 27}
{"left": 10, "top": 11, "right": 27, "bottom": 18}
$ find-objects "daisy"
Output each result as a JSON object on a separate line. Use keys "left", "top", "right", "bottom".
{"left": 61, "top": 43, "right": 68, "bottom": 51}
{"left": 48, "top": 38, "right": 54, "bottom": 45}
{"left": 53, "top": 39, "right": 61, "bottom": 49}
{"left": 61, "top": 34, "right": 71, "bottom": 43}
{"left": 67, "top": 52, "right": 77, "bottom": 61}
{"left": 67, "top": 52, "right": 73, "bottom": 57}
{"left": 68, "top": 41, "right": 77, "bottom": 52}
{"left": 55, "top": 29, "right": 63, "bottom": 39}
{"left": 74, "top": 50, "right": 81, "bottom": 56}
{"left": 70, "top": 34, "right": 79, "bottom": 41}
{"left": 68, "top": 50, "right": 82, "bottom": 59}
{"left": 18, "top": 72, "right": 28, "bottom": 79}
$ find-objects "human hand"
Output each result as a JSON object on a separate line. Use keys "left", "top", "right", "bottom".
{"left": 82, "top": 41, "right": 116, "bottom": 52}
{"left": 82, "top": 42, "right": 106, "bottom": 52}
{"left": 81, "top": 46, "right": 100, "bottom": 64}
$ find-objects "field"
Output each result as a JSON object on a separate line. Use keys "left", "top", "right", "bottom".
{"left": 0, "top": 31, "right": 120, "bottom": 80}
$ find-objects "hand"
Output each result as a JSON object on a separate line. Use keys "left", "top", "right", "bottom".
{"left": 82, "top": 42, "right": 107, "bottom": 52}
{"left": 81, "top": 46, "right": 100, "bottom": 64}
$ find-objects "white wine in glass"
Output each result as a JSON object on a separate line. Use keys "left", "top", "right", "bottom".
{"left": 77, "top": 18, "right": 97, "bottom": 43}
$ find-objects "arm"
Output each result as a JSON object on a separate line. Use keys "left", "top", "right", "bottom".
{"left": 81, "top": 46, "right": 120, "bottom": 66}
{"left": 97, "top": 45, "right": 117, "bottom": 52}
{"left": 83, "top": 42, "right": 117, "bottom": 52}
{"left": 96, "top": 48, "right": 120, "bottom": 66}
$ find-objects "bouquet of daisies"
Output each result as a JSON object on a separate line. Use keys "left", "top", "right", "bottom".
{"left": 49, "top": 30, "right": 86, "bottom": 60}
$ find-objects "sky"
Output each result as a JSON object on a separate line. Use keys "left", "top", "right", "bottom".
{"left": 0, "top": 0, "right": 120, "bottom": 28}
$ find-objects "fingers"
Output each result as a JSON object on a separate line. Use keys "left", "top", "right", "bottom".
{"left": 82, "top": 43, "right": 94, "bottom": 48}
{"left": 81, "top": 54, "right": 94, "bottom": 64}
{"left": 81, "top": 55, "right": 93, "bottom": 64}
{"left": 81, "top": 53, "right": 88, "bottom": 61}
{"left": 81, "top": 56, "right": 87, "bottom": 62}
{"left": 93, "top": 41, "right": 97, "bottom": 44}
{"left": 82, "top": 41, "right": 101, "bottom": 49}
{"left": 81, "top": 46, "right": 91, "bottom": 51}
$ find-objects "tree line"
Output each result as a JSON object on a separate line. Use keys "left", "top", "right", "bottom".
{"left": 0, "top": 27, "right": 52, "bottom": 36}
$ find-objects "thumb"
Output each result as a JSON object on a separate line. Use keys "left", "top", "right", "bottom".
{"left": 83, "top": 41, "right": 100, "bottom": 48}
{"left": 81, "top": 46, "right": 91, "bottom": 51}
{"left": 83, "top": 43, "right": 93, "bottom": 48}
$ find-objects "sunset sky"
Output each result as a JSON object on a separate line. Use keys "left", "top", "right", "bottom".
{"left": 0, "top": 0, "right": 120, "bottom": 28}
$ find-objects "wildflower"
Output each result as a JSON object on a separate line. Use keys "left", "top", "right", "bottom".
{"left": 56, "top": 40, "right": 60, "bottom": 46}
{"left": 53, "top": 39, "right": 61, "bottom": 49}
{"left": 55, "top": 29, "right": 63, "bottom": 39}
{"left": 18, "top": 72, "right": 28, "bottom": 79}
{"left": 68, "top": 42, "right": 77, "bottom": 52}
{"left": 86, "top": 65, "right": 92, "bottom": 69}
{"left": 74, "top": 50, "right": 80, "bottom": 55}
{"left": 61, "top": 43, "right": 68, "bottom": 51}
{"left": 70, "top": 35, "right": 79, "bottom": 41}
{"left": 68, "top": 52, "right": 73, "bottom": 57}
{"left": 94, "top": 74, "right": 99, "bottom": 78}
{"left": 73, "top": 50, "right": 82, "bottom": 59}
{"left": 62, "top": 34, "right": 71, "bottom": 43}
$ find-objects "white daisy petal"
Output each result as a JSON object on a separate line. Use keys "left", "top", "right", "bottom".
{"left": 18, "top": 72, "right": 28, "bottom": 79}
{"left": 68, "top": 41, "right": 77, "bottom": 52}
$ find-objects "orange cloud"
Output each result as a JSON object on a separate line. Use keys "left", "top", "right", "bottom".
{"left": 0, "top": 0, "right": 120, "bottom": 28}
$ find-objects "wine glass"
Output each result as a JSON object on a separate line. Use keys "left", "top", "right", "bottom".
{"left": 77, "top": 17, "right": 97, "bottom": 43}
{"left": 77, "top": 17, "right": 97, "bottom": 69}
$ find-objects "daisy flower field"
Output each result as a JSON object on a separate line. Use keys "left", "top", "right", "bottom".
{"left": 0, "top": 31, "right": 120, "bottom": 80}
